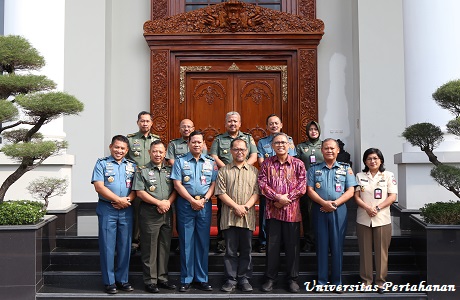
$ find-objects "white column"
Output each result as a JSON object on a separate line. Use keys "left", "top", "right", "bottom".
{"left": 397, "top": 0, "right": 460, "bottom": 209}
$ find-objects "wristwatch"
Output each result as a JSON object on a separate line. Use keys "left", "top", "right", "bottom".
{"left": 244, "top": 206, "right": 249, "bottom": 212}
{"left": 375, "top": 206, "right": 381, "bottom": 212}
{"left": 203, "top": 197, "right": 209, "bottom": 203}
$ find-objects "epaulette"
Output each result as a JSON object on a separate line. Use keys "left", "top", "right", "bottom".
{"left": 151, "top": 133, "right": 160, "bottom": 139}
{"left": 97, "top": 156, "right": 110, "bottom": 161}
{"left": 127, "top": 133, "right": 136, "bottom": 138}
{"left": 337, "top": 161, "right": 350, "bottom": 167}
{"left": 205, "top": 154, "right": 215, "bottom": 161}
{"left": 169, "top": 138, "right": 181, "bottom": 142}
{"left": 125, "top": 158, "right": 136, "bottom": 164}
{"left": 176, "top": 153, "right": 187, "bottom": 158}
{"left": 259, "top": 135, "right": 270, "bottom": 141}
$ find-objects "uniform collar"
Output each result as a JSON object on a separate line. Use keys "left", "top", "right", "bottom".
{"left": 223, "top": 131, "right": 243, "bottom": 138}
{"left": 146, "top": 160, "right": 166, "bottom": 169}
{"left": 108, "top": 155, "right": 127, "bottom": 164}
{"left": 184, "top": 152, "right": 206, "bottom": 161}
{"left": 136, "top": 131, "right": 154, "bottom": 139}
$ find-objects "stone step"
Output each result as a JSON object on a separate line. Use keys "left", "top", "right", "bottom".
{"left": 47, "top": 249, "right": 418, "bottom": 273}
{"left": 37, "top": 273, "right": 427, "bottom": 300}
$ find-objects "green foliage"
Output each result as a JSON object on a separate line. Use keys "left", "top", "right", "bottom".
{"left": 0, "top": 200, "right": 46, "bottom": 225}
{"left": 2, "top": 129, "right": 43, "bottom": 143}
{"left": 0, "top": 74, "right": 56, "bottom": 99}
{"left": 420, "top": 201, "right": 460, "bottom": 225}
{"left": 0, "top": 35, "right": 45, "bottom": 73}
{"left": 27, "top": 177, "right": 68, "bottom": 209}
{"left": 431, "top": 164, "right": 460, "bottom": 196}
{"left": 401, "top": 122, "right": 443, "bottom": 152}
{"left": 0, "top": 35, "right": 84, "bottom": 203}
{"left": 1, "top": 140, "right": 67, "bottom": 161}
{"left": 446, "top": 117, "right": 460, "bottom": 136}
{"left": 0, "top": 99, "right": 18, "bottom": 123}
{"left": 432, "top": 79, "right": 460, "bottom": 118}
{"left": 15, "top": 91, "right": 84, "bottom": 120}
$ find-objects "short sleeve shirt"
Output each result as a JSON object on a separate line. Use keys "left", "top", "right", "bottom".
{"left": 91, "top": 156, "right": 136, "bottom": 200}
{"left": 126, "top": 131, "right": 160, "bottom": 167}
{"left": 170, "top": 152, "right": 218, "bottom": 196}
{"left": 132, "top": 161, "right": 174, "bottom": 201}
{"left": 296, "top": 139, "right": 324, "bottom": 170}
{"left": 165, "top": 137, "right": 207, "bottom": 160}
{"left": 307, "top": 161, "right": 358, "bottom": 201}
{"left": 210, "top": 131, "right": 257, "bottom": 165}
{"left": 355, "top": 170, "right": 398, "bottom": 227}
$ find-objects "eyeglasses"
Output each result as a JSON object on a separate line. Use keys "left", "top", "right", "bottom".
{"left": 366, "top": 157, "right": 380, "bottom": 162}
{"left": 273, "top": 141, "right": 288, "bottom": 146}
{"left": 231, "top": 148, "right": 247, "bottom": 153}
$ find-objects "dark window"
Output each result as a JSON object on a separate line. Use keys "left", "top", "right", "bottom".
{"left": 185, "top": 0, "right": 281, "bottom": 12}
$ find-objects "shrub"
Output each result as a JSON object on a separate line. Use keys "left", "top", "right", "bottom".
{"left": 420, "top": 201, "right": 460, "bottom": 225}
{"left": 0, "top": 200, "right": 46, "bottom": 225}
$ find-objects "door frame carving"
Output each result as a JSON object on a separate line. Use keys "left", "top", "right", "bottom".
{"left": 144, "top": 1, "right": 323, "bottom": 143}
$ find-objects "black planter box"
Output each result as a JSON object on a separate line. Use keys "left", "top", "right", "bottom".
{"left": 410, "top": 214, "right": 460, "bottom": 300}
{"left": 0, "top": 215, "right": 57, "bottom": 300}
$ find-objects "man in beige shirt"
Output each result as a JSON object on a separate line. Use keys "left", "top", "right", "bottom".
{"left": 215, "top": 138, "right": 260, "bottom": 293}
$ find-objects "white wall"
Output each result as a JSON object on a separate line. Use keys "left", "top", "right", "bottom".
{"left": 354, "top": 0, "right": 406, "bottom": 175}
{"left": 64, "top": 1, "right": 151, "bottom": 202}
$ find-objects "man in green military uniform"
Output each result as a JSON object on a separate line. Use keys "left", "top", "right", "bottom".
{"left": 127, "top": 111, "right": 160, "bottom": 252}
{"left": 295, "top": 121, "right": 323, "bottom": 252}
{"left": 210, "top": 111, "right": 258, "bottom": 253}
{"left": 133, "top": 140, "right": 177, "bottom": 293}
{"left": 166, "top": 118, "right": 207, "bottom": 166}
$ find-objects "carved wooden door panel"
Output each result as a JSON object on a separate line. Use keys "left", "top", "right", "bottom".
{"left": 186, "top": 72, "right": 283, "bottom": 149}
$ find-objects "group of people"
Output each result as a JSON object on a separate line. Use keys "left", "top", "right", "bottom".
{"left": 91, "top": 111, "right": 398, "bottom": 295}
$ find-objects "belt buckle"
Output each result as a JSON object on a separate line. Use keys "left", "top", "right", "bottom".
{"left": 194, "top": 195, "right": 201, "bottom": 200}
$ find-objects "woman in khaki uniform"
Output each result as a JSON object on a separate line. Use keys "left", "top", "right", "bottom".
{"left": 354, "top": 148, "right": 397, "bottom": 294}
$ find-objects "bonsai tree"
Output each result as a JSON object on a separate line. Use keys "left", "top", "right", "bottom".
{"left": 0, "top": 35, "right": 84, "bottom": 203}
{"left": 402, "top": 79, "right": 460, "bottom": 199}
{"left": 27, "top": 176, "right": 69, "bottom": 209}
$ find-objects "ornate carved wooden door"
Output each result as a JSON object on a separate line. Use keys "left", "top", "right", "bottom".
{"left": 186, "top": 71, "right": 285, "bottom": 149}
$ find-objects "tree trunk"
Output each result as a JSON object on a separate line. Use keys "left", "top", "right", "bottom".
{"left": 0, "top": 158, "right": 35, "bottom": 202}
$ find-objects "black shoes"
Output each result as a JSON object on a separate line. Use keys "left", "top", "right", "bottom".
{"left": 261, "top": 279, "right": 275, "bottom": 292}
{"left": 115, "top": 282, "right": 133, "bottom": 292}
{"left": 215, "top": 242, "right": 226, "bottom": 253}
{"left": 145, "top": 284, "right": 159, "bottom": 293}
{"left": 377, "top": 287, "right": 385, "bottom": 294}
{"left": 302, "top": 243, "right": 315, "bottom": 252}
{"left": 158, "top": 281, "right": 176, "bottom": 290}
{"left": 197, "top": 282, "right": 213, "bottom": 291}
{"left": 104, "top": 284, "right": 117, "bottom": 294}
{"left": 288, "top": 280, "right": 299, "bottom": 293}
{"left": 179, "top": 283, "right": 191, "bottom": 292}
{"left": 258, "top": 244, "right": 266, "bottom": 253}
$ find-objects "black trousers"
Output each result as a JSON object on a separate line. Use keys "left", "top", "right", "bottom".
{"left": 223, "top": 227, "right": 253, "bottom": 284}
{"left": 265, "top": 219, "right": 300, "bottom": 281}
{"left": 299, "top": 194, "right": 315, "bottom": 246}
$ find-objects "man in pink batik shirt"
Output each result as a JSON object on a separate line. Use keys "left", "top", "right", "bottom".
{"left": 258, "top": 132, "right": 306, "bottom": 294}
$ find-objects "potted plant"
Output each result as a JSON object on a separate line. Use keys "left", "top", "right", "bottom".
{"left": 402, "top": 79, "right": 460, "bottom": 300}
{"left": 0, "top": 35, "right": 83, "bottom": 300}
